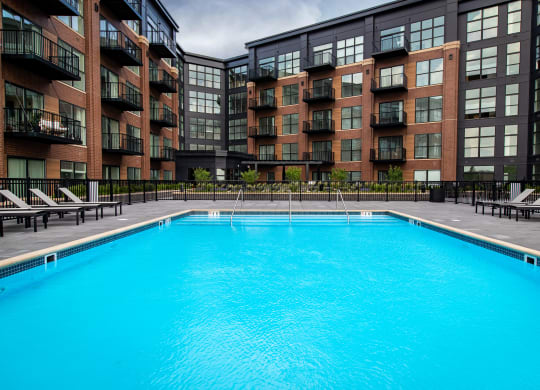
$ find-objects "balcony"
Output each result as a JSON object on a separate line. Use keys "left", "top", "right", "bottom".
{"left": 150, "top": 108, "right": 177, "bottom": 128}
{"left": 370, "top": 111, "right": 407, "bottom": 129}
{"left": 149, "top": 69, "right": 177, "bottom": 93}
{"left": 100, "top": 30, "right": 142, "bottom": 66}
{"left": 372, "top": 36, "right": 409, "bottom": 60}
{"left": 150, "top": 146, "right": 175, "bottom": 161}
{"left": 4, "top": 108, "right": 82, "bottom": 145}
{"left": 100, "top": 0, "right": 142, "bottom": 20}
{"left": 248, "top": 126, "right": 277, "bottom": 138}
{"left": 148, "top": 29, "right": 176, "bottom": 58}
{"left": 102, "top": 133, "right": 143, "bottom": 155}
{"left": 1, "top": 30, "right": 80, "bottom": 81}
{"left": 303, "top": 52, "right": 336, "bottom": 73}
{"left": 369, "top": 148, "right": 406, "bottom": 163}
{"left": 303, "top": 119, "right": 335, "bottom": 134}
{"left": 370, "top": 74, "right": 407, "bottom": 94}
{"left": 303, "top": 87, "right": 335, "bottom": 103}
{"left": 248, "top": 67, "right": 277, "bottom": 82}
{"left": 101, "top": 82, "right": 143, "bottom": 111}
{"left": 248, "top": 97, "right": 277, "bottom": 111}
{"left": 40, "top": 0, "right": 79, "bottom": 15}
{"left": 257, "top": 154, "right": 277, "bottom": 161}
{"left": 303, "top": 152, "right": 335, "bottom": 163}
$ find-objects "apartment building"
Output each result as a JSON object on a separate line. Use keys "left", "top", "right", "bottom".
{"left": 244, "top": 0, "right": 535, "bottom": 181}
{"left": 0, "top": 0, "right": 179, "bottom": 181}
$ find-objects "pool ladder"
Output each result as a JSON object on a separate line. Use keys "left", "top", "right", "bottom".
{"left": 230, "top": 189, "right": 244, "bottom": 226}
{"left": 337, "top": 190, "right": 350, "bottom": 224}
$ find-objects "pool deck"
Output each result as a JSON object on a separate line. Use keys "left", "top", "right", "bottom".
{"left": 1, "top": 200, "right": 539, "bottom": 261}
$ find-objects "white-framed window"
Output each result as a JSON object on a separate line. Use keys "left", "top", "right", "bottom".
{"left": 410, "top": 16, "right": 445, "bottom": 51}
{"left": 507, "top": 1, "right": 522, "bottom": 34}
{"left": 464, "top": 126, "right": 495, "bottom": 157}
{"left": 414, "top": 170, "right": 441, "bottom": 182}
{"left": 465, "top": 47, "right": 497, "bottom": 80}
{"left": 415, "top": 96, "right": 443, "bottom": 123}
{"left": 188, "top": 64, "right": 221, "bottom": 89}
{"left": 507, "top": 42, "right": 520, "bottom": 76}
{"left": 337, "top": 36, "right": 363, "bottom": 65}
{"left": 465, "top": 87, "right": 496, "bottom": 119}
{"left": 504, "top": 124, "right": 518, "bottom": 156}
{"left": 505, "top": 84, "right": 519, "bottom": 116}
{"left": 416, "top": 58, "right": 443, "bottom": 87}
{"left": 277, "top": 51, "right": 300, "bottom": 77}
{"left": 467, "top": 6, "right": 498, "bottom": 42}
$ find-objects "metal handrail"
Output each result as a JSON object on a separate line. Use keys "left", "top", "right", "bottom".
{"left": 230, "top": 188, "right": 243, "bottom": 226}
{"left": 289, "top": 189, "right": 292, "bottom": 223}
{"left": 337, "top": 189, "right": 350, "bottom": 224}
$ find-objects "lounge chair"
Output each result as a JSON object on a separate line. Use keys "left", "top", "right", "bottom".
{"left": 0, "top": 189, "right": 84, "bottom": 225}
{"left": 0, "top": 209, "right": 48, "bottom": 237}
{"left": 475, "top": 188, "right": 535, "bottom": 217}
{"left": 58, "top": 187, "right": 122, "bottom": 216}
{"left": 30, "top": 188, "right": 103, "bottom": 221}
{"left": 508, "top": 198, "right": 540, "bottom": 221}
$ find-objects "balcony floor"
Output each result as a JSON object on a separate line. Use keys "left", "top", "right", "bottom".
{"left": 2, "top": 54, "right": 80, "bottom": 81}
{"left": 5, "top": 131, "right": 82, "bottom": 145}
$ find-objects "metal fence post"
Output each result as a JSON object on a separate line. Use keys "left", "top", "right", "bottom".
{"left": 213, "top": 180, "right": 216, "bottom": 202}
{"left": 357, "top": 181, "right": 360, "bottom": 202}
{"left": 454, "top": 181, "right": 458, "bottom": 204}
{"left": 128, "top": 180, "right": 132, "bottom": 205}
{"left": 184, "top": 182, "right": 187, "bottom": 201}
{"left": 414, "top": 181, "right": 417, "bottom": 202}
{"left": 143, "top": 180, "right": 146, "bottom": 203}
{"left": 471, "top": 181, "right": 476, "bottom": 206}
{"left": 85, "top": 178, "right": 90, "bottom": 202}
{"left": 155, "top": 180, "right": 158, "bottom": 201}
{"left": 109, "top": 178, "right": 113, "bottom": 202}
{"left": 385, "top": 182, "right": 389, "bottom": 202}
{"left": 328, "top": 181, "right": 331, "bottom": 202}
{"left": 25, "top": 176, "right": 31, "bottom": 205}
{"left": 299, "top": 181, "right": 302, "bottom": 202}
{"left": 270, "top": 182, "right": 273, "bottom": 202}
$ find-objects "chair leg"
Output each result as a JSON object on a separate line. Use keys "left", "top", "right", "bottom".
{"left": 33, "top": 215, "right": 37, "bottom": 232}
{"left": 0, "top": 217, "right": 3, "bottom": 237}
{"left": 43, "top": 214, "right": 48, "bottom": 229}
{"left": 101, "top": 206, "right": 104, "bottom": 219}
{"left": 120, "top": 203, "right": 122, "bottom": 215}
{"left": 96, "top": 207, "right": 99, "bottom": 221}
{"left": 76, "top": 211, "right": 80, "bottom": 226}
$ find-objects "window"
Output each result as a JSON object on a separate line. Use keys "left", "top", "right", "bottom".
{"left": 534, "top": 122, "right": 540, "bottom": 155}
{"left": 229, "top": 144, "right": 248, "bottom": 153}
{"left": 505, "top": 84, "right": 519, "bottom": 116}
{"left": 347, "top": 172, "right": 362, "bottom": 181}
{"left": 259, "top": 88, "right": 275, "bottom": 104}
{"left": 150, "top": 169, "right": 160, "bottom": 180}
{"left": 189, "top": 118, "right": 221, "bottom": 140}
{"left": 259, "top": 144, "right": 275, "bottom": 161}
{"left": 7, "top": 157, "right": 45, "bottom": 179}
{"left": 164, "top": 171, "right": 172, "bottom": 181}
{"left": 464, "top": 127, "right": 495, "bottom": 157}
{"left": 467, "top": 6, "right": 498, "bottom": 42}
{"left": 282, "top": 114, "right": 299, "bottom": 135}
{"left": 504, "top": 165, "right": 518, "bottom": 181}
{"left": 228, "top": 65, "right": 247, "bottom": 88}
{"left": 282, "top": 143, "right": 298, "bottom": 160}
{"left": 150, "top": 134, "right": 160, "bottom": 158}
{"left": 416, "top": 58, "right": 443, "bottom": 87}
{"left": 507, "top": 42, "right": 520, "bottom": 76}
{"left": 379, "top": 101, "right": 404, "bottom": 123}
{"left": 463, "top": 166, "right": 495, "bottom": 181}
{"left": 341, "top": 73, "right": 362, "bottom": 97}
{"left": 259, "top": 116, "right": 275, "bottom": 134}
{"left": 410, "top": 16, "right": 445, "bottom": 51}
{"left": 414, "top": 170, "right": 441, "bottom": 182}
{"left": 229, "top": 118, "right": 247, "bottom": 140}
{"left": 415, "top": 96, "right": 442, "bottom": 123}
{"left": 504, "top": 125, "right": 518, "bottom": 156}
{"left": 414, "top": 133, "right": 442, "bottom": 159}
{"left": 465, "top": 87, "right": 496, "bottom": 119}
{"left": 337, "top": 36, "right": 363, "bottom": 65}
{"left": 59, "top": 101, "right": 86, "bottom": 145}
{"left": 188, "top": 64, "right": 221, "bottom": 89}
{"left": 228, "top": 92, "right": 247, "bottom": 115}
{"left": 380, "top": 26, "right": 405, "bottom": 51}
{"left": 189, "top": 144, "right": 218, "bottom": 151}
{"left": 282, "top": 84, "right": 298, "bottom": 105}
{"left": 277, "top": 51, "right": 300, "bottom": 77}
{"left": 125, "top": 19, "right": 141, "bottom": 35}
{"left": 507, "top": 1, "right": 521, "bottom": 34}
{"left": 312, "top": 43, "right": 333, "bottom": 65}
{"left": 536, "top": 79, "right": 540, "bottom": 112}
{"left": 127, "top": 167, "right": 141, "bottom": 180}
{"left": 341, "top": 139, "right": 362, "bottom": 162}
{"left": 258, "top": 57, "right": 275, "bottom": 71}
{"left": 60, "top": 161, "right": 86, "bottom": 179}
{"left": 379, "top": 66, "right": 403, "bottom": 88}
{"left": 378, "top": 136, "right": 403, "bottom": 160}
{"left": 57, "top": 0, "right": 84, "bottom": 35}
{"left": 312, "top": 140, "right": 332, "bottom": 160}
{"left": 341, "top": 106, "right": 362, "bottom": 130}
{"left": 313, "top": 171, "right": 331, "bottom": 181}
{"left": 466, "top": 47, "right": 497, "bottom": 80}
{"left": 5, "top": 82, "right": 44, "bottom": 110}
{"left": 534, "top": 165, "right": 540, "bottom": 180}
{"left": 58, "top": 40, "right": 85, "bottom": 91}
{"left": 189, "top": 91, "right": 221, "bottom": 114}
{"left": 537, "top": 36, "right": 540, "bottom": 70}
{"left": 102, "top": 165, "right": 120, "bottom": 180}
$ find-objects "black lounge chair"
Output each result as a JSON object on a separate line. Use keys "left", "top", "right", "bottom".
{"left": 508, "top": 198, "right": 540, "bottom": 221}
{"left": 30, "top": 188, "right": 103, "bottom": 220}
{"left": 475, "top": 189, "right": 535, "bottom": 217}
{"left": 59, "top": 187, "right": 122, "bottom": 216}
{"left": 0, "top": 209, "right": 48, "bottom": 237}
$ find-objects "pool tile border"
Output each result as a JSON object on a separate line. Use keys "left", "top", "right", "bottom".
{"left": 1, "top": 209, "right": 538, "bottom": 280}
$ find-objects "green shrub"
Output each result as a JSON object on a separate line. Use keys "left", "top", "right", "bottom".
{"left": 240, "top": 169, "right": 260, "bottom": 184}
{"left": 285, "top": 167, "right": 302, "bottom": 181}
{"left": 387, "top": 165, "right": 403, "bottom": 182}
{"left": 193, "top": 167, "right": 212, "bottom": 183}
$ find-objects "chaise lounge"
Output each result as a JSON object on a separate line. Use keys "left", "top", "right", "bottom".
{"left": 30, "top": 188, "right": 104, "bottom": 221}
{"left": 0, "top": 209, "right": 48, "bottom": 237}
{"left": 475, "top": 188, "right": 535, "bottom": 217}
{"left": 59, "top": 187, "right": 122, "bottom": 216}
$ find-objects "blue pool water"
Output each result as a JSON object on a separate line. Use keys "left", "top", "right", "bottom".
{"left": 1, "top": 214, "right": 539, "bottom": 389}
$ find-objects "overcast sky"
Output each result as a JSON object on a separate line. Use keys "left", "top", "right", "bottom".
{"left": 162, "top": 0, "right": 390, "bottom": 59}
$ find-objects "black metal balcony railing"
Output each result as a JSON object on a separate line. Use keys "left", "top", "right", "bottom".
{"left": 101, "top": 0, "right": 142, "bottom": 20}
{"left": 304, "top": 52, "right": 336, "bottom": 72}
{"left": 303, "top": 151, "right": 335, "bottom": 163}
{"left": 248, "top": 97, "right": 277, "bottom": 111}
{"left": 248, "top": 67, "right": 277, "bottom": 82}
{"left": 150, "top": 146, "right": 175, "bottom": 161}
{"left": 149, "top": 69, "right": 177, "bottom": 93}
{"left": 100, "top": 30, "right": 142, "bottom": 66}
{"left": 370, "top": 111, "right": 407, "bottom": 128}
{"left": 4, "top": 108, "right": 82, "bottom": 144}
{"left": 41, "top": 0, "right": 79, "bottom": 16}
{"left": 248, "top": 126, "right": 277, "bottom": 138}
{"left": 257, "top": 154, "right": 277, "bottom": 161}
{"left": 150, "top": 108, "right": 177, "bottom": 128}
{"left": 370, "top": 74, "right": 408, "bottom": 93}
{"left": 303, "top": 119, "right": 335, "bottom": 134}
{"left": 370, "top": 148, "right": 407, "bottom": 162}
{"left": 148, "top": 28, "right": 176, "bottom": 58}
{"left": 372, "top": 35, "right": 409, "bottom": 59}
{"left": 303, "top": 87, "right": 335, "bottom": 103}
{"left": 101, "top": 82, "right": 143, "bottom": 111}
{"left": 102, "top": 133, "right": 143, "bottom": 155}
{"left": 1, "top": 30, "right": 80, "bottom": 81}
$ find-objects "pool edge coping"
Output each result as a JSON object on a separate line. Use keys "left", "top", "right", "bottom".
{"left": 1, "top": 208, "right": 539, "bottom": 278}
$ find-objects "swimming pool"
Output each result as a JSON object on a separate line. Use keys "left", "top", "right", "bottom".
{"left": 1, "top": 213, "right": 539, "bottom": 389}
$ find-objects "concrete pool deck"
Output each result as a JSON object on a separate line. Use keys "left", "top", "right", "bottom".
{"left": 0, "top": 200, "right": 539, "bottom": 261}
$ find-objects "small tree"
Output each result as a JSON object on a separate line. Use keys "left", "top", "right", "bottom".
{"left": 240, "top": 169, "right": 260, "bottom": 184}
{"left": 193, "top": 167, "right": 212, "bottom": 183}
{"left": 285, "top": 167, "right": 302, "bottom": 182}
{"left": 387, "top": 165, "right": 403, "bottom": 182}
{"left": 330, "top": 168, "right": 348, "bottom": 183}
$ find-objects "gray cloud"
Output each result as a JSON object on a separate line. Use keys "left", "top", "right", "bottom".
{"left": 162, "top": 0, "right": 388, "bottom": 59}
